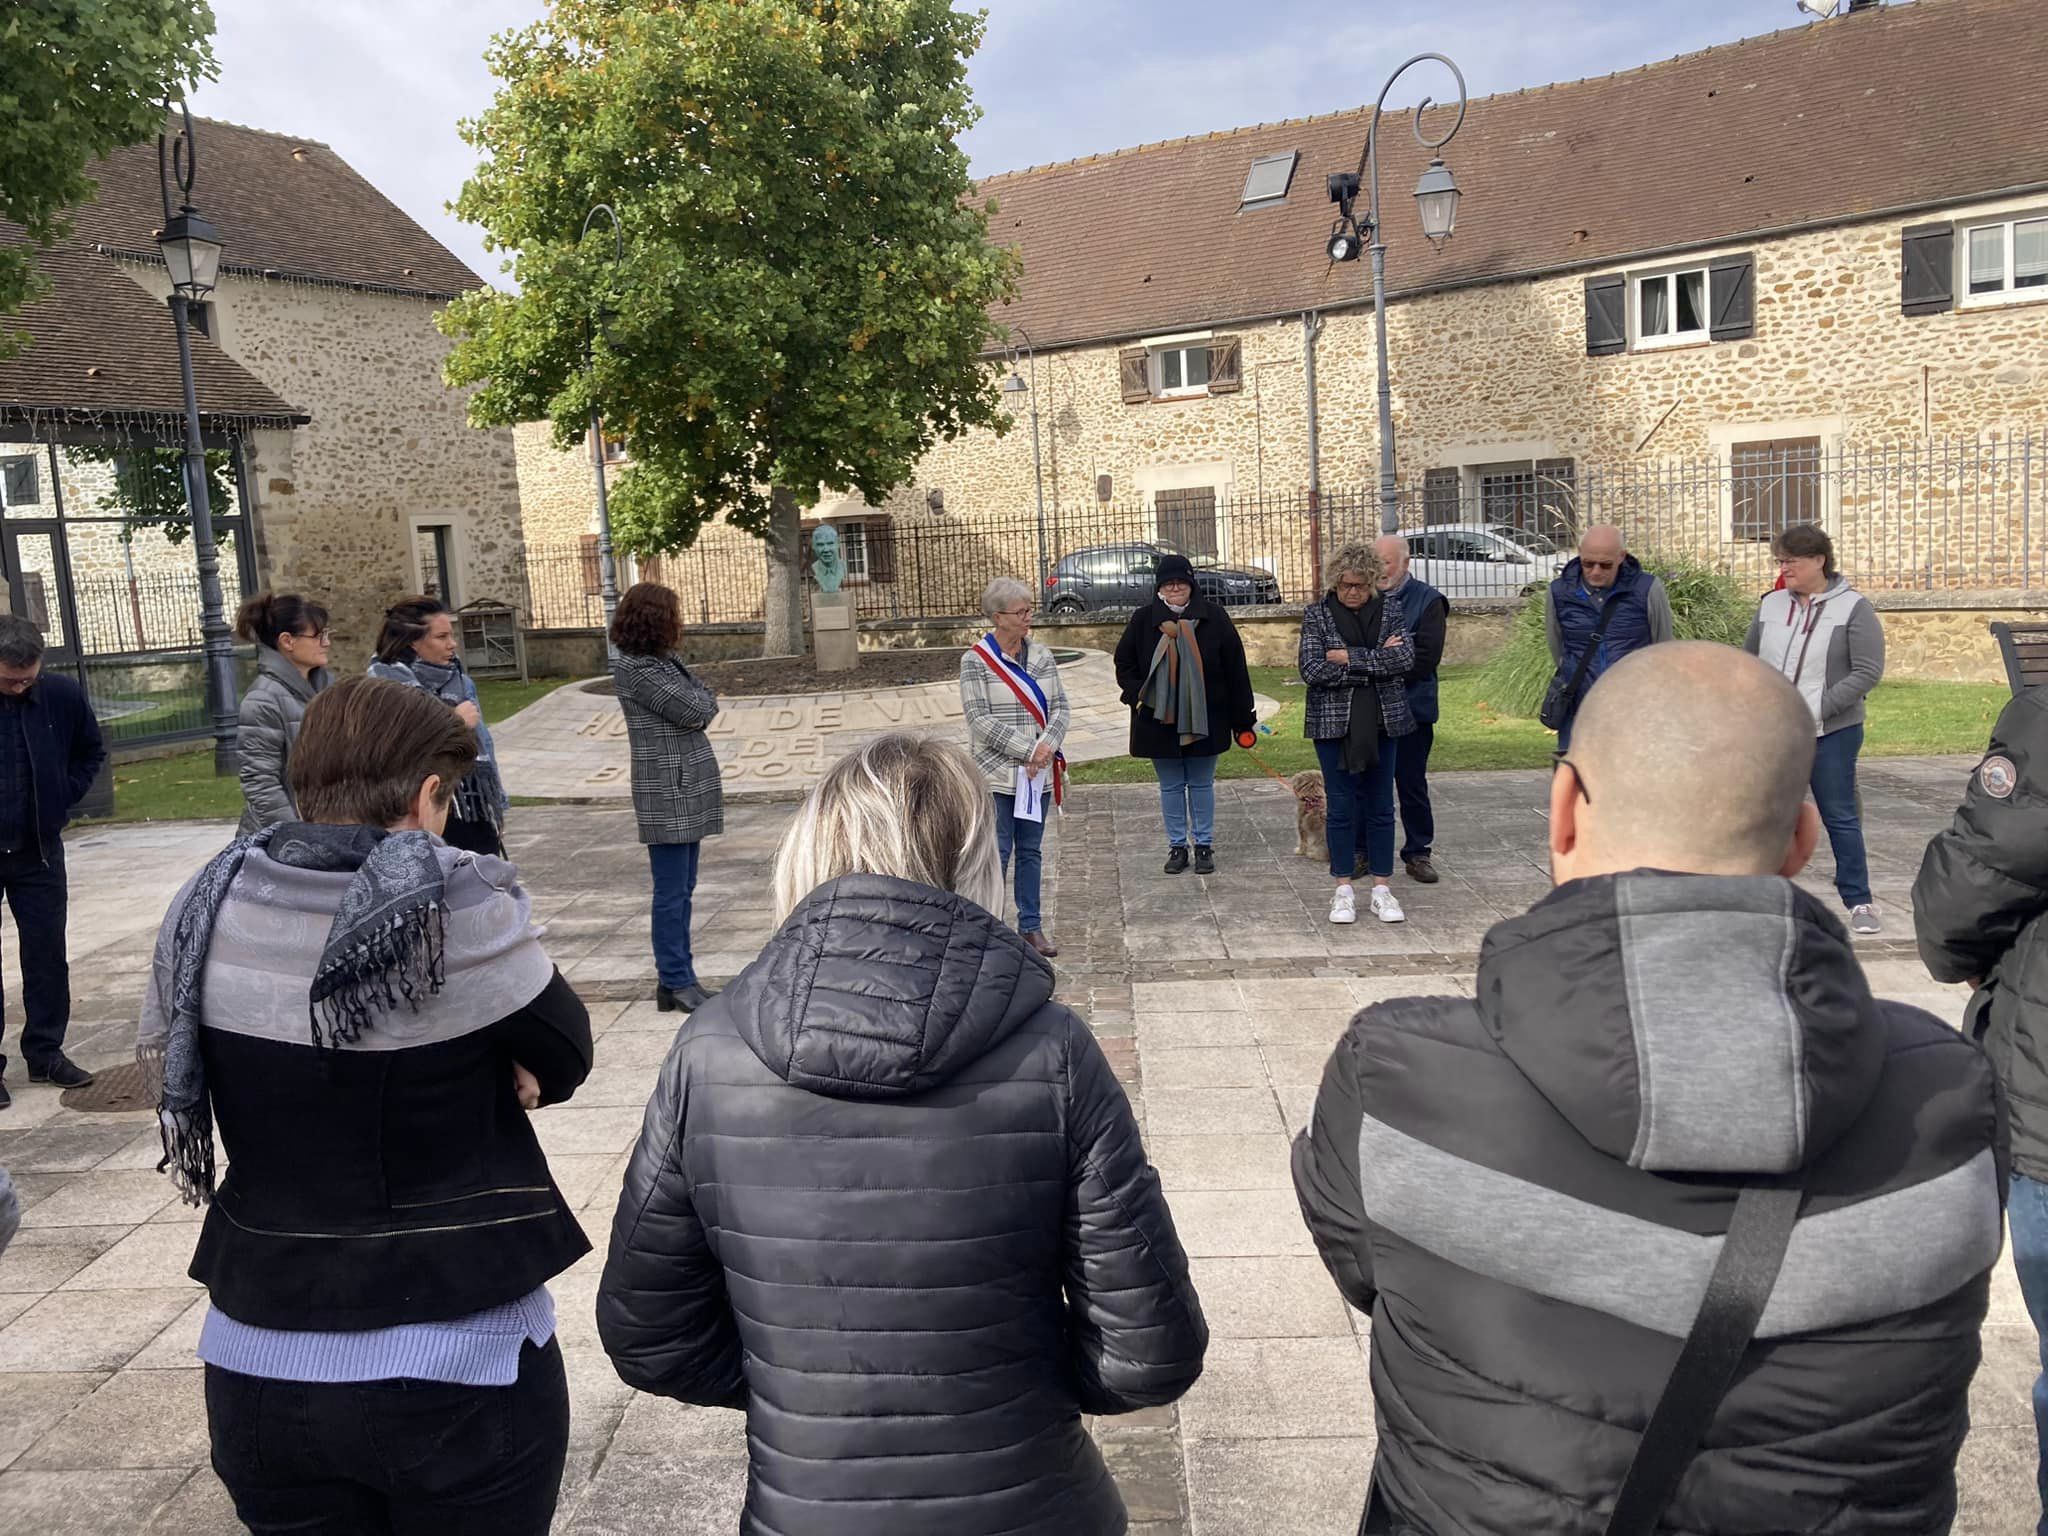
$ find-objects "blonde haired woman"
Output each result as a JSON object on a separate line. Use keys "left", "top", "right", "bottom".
{"left": 597, "top": 734, "right": 1206, "bottom": 1536}
{"left": 1298, "top": 540, "right": 1415, "bottom": 926}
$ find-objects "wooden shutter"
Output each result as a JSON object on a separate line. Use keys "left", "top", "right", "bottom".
{"left": 1708, "top": 255, "right": 1755, "bottom": 341}
{"left": 1207, "top": 337, "right": 1243, "bottom": 394}
{"left": 864, "top": 518, "right": 898, "bottom": 583}
{"left": 1118, "top": 347, "right": 1152, "bottom": 403}
{"left": 1584, "top": 275, "right": 1627, "bottom": 356}
{"left": 578, "top": 534, "right": 601, "bottom": 596}
{"left": 1901, "top": 222, "right": 1955, "bottom": 315}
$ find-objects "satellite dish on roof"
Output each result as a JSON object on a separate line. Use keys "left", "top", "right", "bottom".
{"left": 1796, "top": 0, "right": 1843, "bottom": 16}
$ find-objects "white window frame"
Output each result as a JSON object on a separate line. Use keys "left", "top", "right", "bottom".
{"left": 1958, "top": 213, "right": 2048, "bottom": 309}
{"left": 1151, "top": 343, "right": 1212, "bottom": 399}
{"left": 1632, "top": 265, "right": 1711, "bottom": 350}
{"left": 838, "top": 521, "right": 870, "bottom": 585}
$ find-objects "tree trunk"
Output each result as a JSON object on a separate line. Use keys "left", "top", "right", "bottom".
{"left": 761, "top": 483, "right": 806, "bottom": 657}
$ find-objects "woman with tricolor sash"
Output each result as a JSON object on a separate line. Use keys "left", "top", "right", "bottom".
{"left": 959, "top": 577, "right": 1070, "bottom": 959}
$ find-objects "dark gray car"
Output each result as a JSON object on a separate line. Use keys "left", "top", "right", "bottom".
{"left": 1045, "top": 542, "right": 1281, "bottom": 614}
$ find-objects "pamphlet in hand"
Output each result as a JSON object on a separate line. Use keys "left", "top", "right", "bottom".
{"left": 1013, "top": 764, "right": 1047, "bottom": 823}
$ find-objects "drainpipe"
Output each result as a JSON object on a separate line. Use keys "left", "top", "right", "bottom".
{"left": 1303, "top": 311, "right": 1326, "bottom": 588}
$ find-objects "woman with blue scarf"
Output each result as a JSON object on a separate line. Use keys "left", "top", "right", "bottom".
{"left": 369, "top": 595, "right": 509, "bottom": 857}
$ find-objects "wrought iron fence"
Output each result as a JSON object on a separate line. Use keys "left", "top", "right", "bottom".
{"left": 504, "top": 431, "right": 2048, "bottom": 630}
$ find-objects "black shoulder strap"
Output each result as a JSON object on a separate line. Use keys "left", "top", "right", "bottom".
{"left": 1603, "top": 1183, "right": 1803, "bottom": 1536}
{"left": 1562, "top": 588, "right": 1626, "bottom": 704}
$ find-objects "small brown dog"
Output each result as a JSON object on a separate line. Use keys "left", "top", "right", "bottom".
{"left": 1290, "top": 770, "right": 1327, "bottom": 857}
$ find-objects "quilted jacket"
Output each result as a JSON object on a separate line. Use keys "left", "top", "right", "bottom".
{"left": 610, "top": 650, "right": 724, "bottom": 845}
{"left": 235, "top": 647, "right": 331, "bottom": 836}
{"left": 596, "top": 873, "right": 1207, "bottom": 1536}
{"left": 1297, "top": 593, "right": 1415, "bottom": 743}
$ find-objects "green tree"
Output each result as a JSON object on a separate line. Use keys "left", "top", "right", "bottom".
{"left": 72, "top": 443, "right": 235, "bottom": 544}
{"left": 0, "top": 2, "right": 218, "bottom": 350}
{"left": 442, "top": 0, "right": 1019, "bottom": 655}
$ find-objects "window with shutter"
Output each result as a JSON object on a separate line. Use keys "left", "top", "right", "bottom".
{"left": 1119, "top": 348, "right": 1151, "bottom": 403}
{"left": 1730, "top": 438, "right": 1822, "bottom": 542}
{"left": 865, "top": 519, "right": 898, "bottom": 583}
{"left": 1708, "top": 256, "right": 1755, "bottom": 342}
{"left": 1, "top": 455, "right": 39, "bottom": 508}
{"left": 578, "top": 534, "right": 602, "bottom": 596}
{"left": 1901, "top": 223, "right": 1955, "bottom": 315}
{"left": 1634, "top": 267, "right": 1710, "bottom": 349}
{"left": 1207, "top": 337, "right": 1243, "bottom": 394}
{"left": 1957, "top": 213, "right": 2048, "bottom": 309}
{"left": 1584, "top": 276, "right": 1627, "bottom": 356}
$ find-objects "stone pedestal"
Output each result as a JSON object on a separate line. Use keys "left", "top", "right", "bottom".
{"left": 812, "top": 590, "right": 858, "bottom": 674}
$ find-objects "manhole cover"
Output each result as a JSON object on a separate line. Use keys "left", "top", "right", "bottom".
{"left": 60, "top": 1061, "right": 155, "bottom": 1114}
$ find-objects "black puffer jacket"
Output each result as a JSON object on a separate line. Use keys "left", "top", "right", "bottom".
{"left": 1917, "top": 686, "right": 2048, "bottom": 1180}
{"left": 1294, "top": 872, "right": 2005, "bottom": 1534}
{"left": 597, "top": 873, "right": 1207, "bottom": 1536}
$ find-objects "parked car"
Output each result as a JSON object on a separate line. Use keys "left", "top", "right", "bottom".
{"left": 1045, "top": 542, "right": 1282, "bottom": 614}
{"left": 1406, "top": 524, "right": 1569, "bottom": 598}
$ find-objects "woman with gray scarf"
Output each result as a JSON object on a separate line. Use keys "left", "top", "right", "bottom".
{"left": 368, "top": 595, "right": 509, "bottom": 856}
{"left": 138, "top": 675, "right": 591, "bottom": 1535}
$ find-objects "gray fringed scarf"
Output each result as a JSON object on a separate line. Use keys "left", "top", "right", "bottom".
{"left": 367, "top": 654, "right": 508, "bottom": 830}
{"left": 138, "top": 822, "right": 451, "bottom": 1205}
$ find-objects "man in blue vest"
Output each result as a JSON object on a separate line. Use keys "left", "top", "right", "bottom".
{"left": 1542, "top": 525, "right": 1674, "bottom": 750}
{"left": 1375, "top": 534, "right": 1449, "bottom": 884}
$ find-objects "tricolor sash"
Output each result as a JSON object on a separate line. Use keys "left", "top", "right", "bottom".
{"left": 972, "top": 634, "right": 1065, "bottom": 808}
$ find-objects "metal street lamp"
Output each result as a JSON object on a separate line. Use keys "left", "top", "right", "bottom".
{"left": 581, "top": 204, "right": 624, "bottom": 656}
{"left": 1323, "top": 53, "right": 1469, "bottom": 534}
{"left": 1001, "top": 327, "right": 1051, "bottom": 595}
{"left": 157, "top": 103, "right": 239, "bottom": 776}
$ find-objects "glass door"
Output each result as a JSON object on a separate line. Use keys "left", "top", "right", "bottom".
{"left": 2, "top": 520, "right": 79, "bottom": 666}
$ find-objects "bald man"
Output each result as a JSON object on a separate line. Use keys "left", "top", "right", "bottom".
{"left": 1294, "top": 643, "right": 2004, "bottom": 1534}
{"left": 1541, "top": 524, "right": 1674, "bottom": 750}
{"left": 1374, "top": 535, "right": 1449, "bottom": 882}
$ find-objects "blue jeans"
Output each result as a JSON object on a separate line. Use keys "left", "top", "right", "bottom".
{"left": 2011, "top": 1174, "right": 2048, "bottom": 1534}
{"left": 1153, "top": 755, "right": 1219, "bottom": 848}
{"left": 992, "top": 793, "right": 1045, "bottom": 934}
{"left": 1811, "top": 723, "right": 1873, "bottom": 909}
{"left": 1315, "top": 737, "right": 1398, "bottom": 881}
{"left": 647, "top": 842, "right": 702, "bottom": 990}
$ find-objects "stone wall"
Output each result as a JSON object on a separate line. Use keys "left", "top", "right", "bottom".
{"left": 117, "top": 265, "right": 525, "bottom": 663}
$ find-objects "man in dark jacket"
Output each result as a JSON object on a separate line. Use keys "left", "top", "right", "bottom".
{"left": 597, "top": 737, "right": 1206, "bottom": 1536}
{"left": 1915, "top": 687, "right": 2048, "bottom": 1532}
{"left": 0, "top": 614, "right": 106, "bottom": 1107}
{"left": 1295, "top": 642, "right": 2004, "bottom": 1534}
{"left": 1542, "top": 525, "right": 1674, "bottom": 749}
{"left": 1374, "top": 534, "right": 1448, "bottom": 884}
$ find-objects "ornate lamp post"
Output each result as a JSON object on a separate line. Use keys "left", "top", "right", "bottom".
{"left": 582, "top": 204, "right": 625, "bottom": 655}
{"left": 999, "top": 325, "right": 1049, "bottom": 594}
{"left": 157, "top": 104, "right": 239, "bottom": 775}
{"left": 1324, "top": 54, "right": 1469, "bottom": 535}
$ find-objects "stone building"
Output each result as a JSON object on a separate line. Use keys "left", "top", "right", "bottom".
{"left": 0, "top": 117, "right": 523, "bottom": 697}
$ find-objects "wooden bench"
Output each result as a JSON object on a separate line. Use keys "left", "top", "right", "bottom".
{"left": 1992, "top": 622, "right": 2048, "bottom": 695}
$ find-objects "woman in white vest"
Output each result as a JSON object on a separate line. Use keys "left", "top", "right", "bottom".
{"left": 1745, "top": 523, "right": 1886, "bottom": 933}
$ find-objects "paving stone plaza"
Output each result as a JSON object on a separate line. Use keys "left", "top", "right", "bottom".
{"left": 0, "top": 761, "right": 2035, "bottom": 1534}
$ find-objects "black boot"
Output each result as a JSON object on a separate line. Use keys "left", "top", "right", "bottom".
{"left": 1192, "top": 845, "right": 1216, "bottom": 875}
{"left": 659, "top": 983, "right": 718, "bottom": 1014}
{"left": 1163, "top": 846, "right": 1191, "bottom": 875}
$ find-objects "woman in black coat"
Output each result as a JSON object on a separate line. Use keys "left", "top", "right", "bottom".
{"left": 596, "top": 734, "right": 1207, "bottom": 1536}
{"left": 1113, "top": 553, "right": 1259, "bottom": 875}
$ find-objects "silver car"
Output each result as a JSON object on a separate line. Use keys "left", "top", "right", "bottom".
{"left": 1405, "top": 524, "right": 1568, "bottom": 599}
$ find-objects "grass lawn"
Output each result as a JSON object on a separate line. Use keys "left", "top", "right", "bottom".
{"left": 77, "top": 676, "right": 585, "bottom": 826}
{"left": 1067, "top": 665, "right": 2010, "bottom": 784}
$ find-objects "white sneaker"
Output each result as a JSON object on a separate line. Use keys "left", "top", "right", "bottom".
{"left": 1329, "top": 885, "right": 1357, "bottom": 925}
{"left": 1850, "top": 904, "right": 1881, "bottom": 935}
{"left": 1370, "top": 886, "right": 1406, "bottom": 924}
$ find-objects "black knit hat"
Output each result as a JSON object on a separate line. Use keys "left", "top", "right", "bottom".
{"left": 1155, "top": 553, "right": 1197, "bottom": 589}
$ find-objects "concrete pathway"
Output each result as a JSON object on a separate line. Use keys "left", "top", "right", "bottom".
{"left": 0, "top": 755, "right": 2034, "bottom": 1534}
{"left": 490, "top": 652, "right": 1279, "bottom": 800}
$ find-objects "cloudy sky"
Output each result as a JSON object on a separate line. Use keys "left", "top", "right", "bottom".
{"left": 189, "top": 0, "right": 1853, "bottom": 287}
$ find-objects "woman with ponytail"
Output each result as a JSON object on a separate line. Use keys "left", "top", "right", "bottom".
{"left": 233, "top": 592, "right": 333, "bottom": 835}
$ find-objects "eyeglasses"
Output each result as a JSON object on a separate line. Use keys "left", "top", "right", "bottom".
{"left": 1580, "top": 559, "right": 1619, "bottom": 572}
{"left": 1556, "top": 754, "right": 1592, "bottom": 804}
{"left": 999, "top": 606, "right": 1034, "bottom": 619}
{"left": 1773, "top": 556, "right": 1816, "bottom": 569}
{"left": 294, "top": 628, "right": 332, "bottom": 642}
{"left": 1335, "top": 579, "right": 1371, "bottom": 594}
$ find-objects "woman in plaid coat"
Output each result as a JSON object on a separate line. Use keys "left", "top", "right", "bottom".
{"left": 610, "top": 583, "right": 725, "bottom": 1014}
{"left": 1299, "top": 541, "right": 1414, "bottom": 927}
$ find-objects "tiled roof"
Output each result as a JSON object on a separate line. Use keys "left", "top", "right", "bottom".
{"left": 0, "top": 243, "right": 305, "bottom": 426}
{"left": 68, "top": 117, "right": 483, "bottom": 300}
{"left": 978, "top": 0, "right": 2047, "bottom": 351}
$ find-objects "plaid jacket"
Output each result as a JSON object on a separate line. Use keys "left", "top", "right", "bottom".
{"left": 611, "top": 652, "right": 725, "bottom": 845}
{"left": 959, "top": 639, "right": 1071, "bottom": 792}
{"left": 1298, "top": 596, "right": 1416, "bottom": 742}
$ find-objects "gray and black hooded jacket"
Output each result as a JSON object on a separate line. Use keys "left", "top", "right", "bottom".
{"left": 234, "top": 647, "right": 331, "bottom": 836}
{"left": 1294, "top": 871, "right": 2005, "bottom": 1535}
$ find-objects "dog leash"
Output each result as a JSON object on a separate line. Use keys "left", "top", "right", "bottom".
{"left": 1233, "top": 727, "right": 1296, "bottom": 788}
